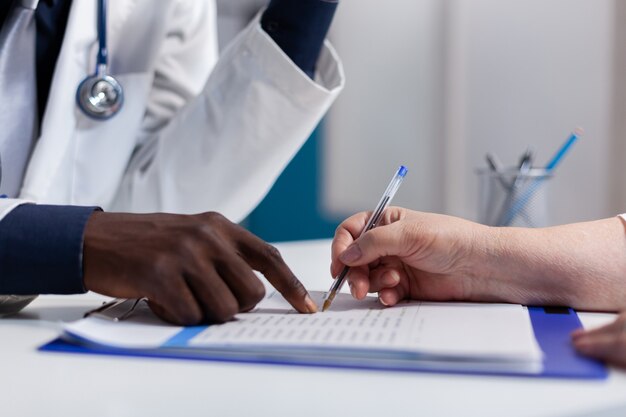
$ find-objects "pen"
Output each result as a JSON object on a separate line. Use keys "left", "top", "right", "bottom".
{"left": 495, "top": 147, "right": 533, "bottom": 226}
{"left": 485, "top": 152, "right": 511, "bottom": 190}
{"left": 322, "top": 165, "right": 408, "bottom": 312}
{"left": 485, "top": 152, "right": 504, "bottom": 173}
{"left": 517, "top": 146, "right": 533, "bottom": 173}
{"left": 515, "top": 146, "right": 534, "bottom": 187}
{"left": 545, "top": 127, "right": 583, "bottom": 172}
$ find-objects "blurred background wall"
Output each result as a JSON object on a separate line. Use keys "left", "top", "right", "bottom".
{"left": 218, "top": 0, "right": 625, "bottom": 241}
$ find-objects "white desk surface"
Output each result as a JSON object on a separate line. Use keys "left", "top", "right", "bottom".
{"left": 2, "top": 239, "right": 626, "bottom": 417}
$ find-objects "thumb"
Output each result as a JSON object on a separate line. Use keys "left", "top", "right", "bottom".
{"left": 339, "top": 223, "right": 408, "bottom": 266}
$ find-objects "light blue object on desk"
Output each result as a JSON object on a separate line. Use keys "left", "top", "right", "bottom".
{"left": 500, "top": 128, "right": 582, "bottom": 226}
{"left": 477, "top": 167, "right": 550, "bottom": 227}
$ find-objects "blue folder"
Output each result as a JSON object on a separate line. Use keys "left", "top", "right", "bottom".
{"left": 39, "top": 306, "right": 607, "bottom": 380}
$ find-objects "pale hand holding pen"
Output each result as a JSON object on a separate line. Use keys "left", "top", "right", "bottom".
{"left": 332, "top": 207, "right": 626, "bottom": 369}
{"left": 322, "top": 166, "right": 407, "bottom": 311}
{"left": 330, "top": 208, "right": 486, "bottom": 307}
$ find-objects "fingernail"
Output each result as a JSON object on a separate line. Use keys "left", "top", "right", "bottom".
{"left": 382, "top": 271, "right": 401, "bottom": 286}
{"left": 340, "top": 244, "right": 362, "bottom": 263}
{"left": 304, "top": 294, "right": 318, "bottom": 314}
{"left": 349, "top": 281, "right": 357, "bottom": 298}
{"left": 379, "top": 295, "right": 389, "bottom": 306}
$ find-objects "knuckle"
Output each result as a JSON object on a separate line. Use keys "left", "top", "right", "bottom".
{"left": 193, "top": 222, "right": 217, "bottom": 240}
{"left": 191, "top": 309, "right": 204, "bottom": 325}
{"left": 281, "top": 274, "right": 305, "bottom": 296}
{"left": 151, "top": 297, "right": 201, "bottom": 326}
{"left": 202, "top": 211, "right": 227, "bottom": 225}
{"left": 245, "top": 281, "right": 266, "bottom": 306}
{"left": 264, "top": 244, "right": 283, "bottom": 263}
{"left": 178, "top": 308, "right": 202, "bottom": 326}
{"left": 164, "top": 311, "right": 186, "bottom": 326}
{"left": 189, "top": 226, "right": 224, "bottom": 255}
{"left": 187, "top": 213, "right": 227, "bottom": 240}
{"left": 253, "top": 284, "right": 267, "bottom": 303}
{"left": 208, "top": 299, "right": 239, "bottom": 323}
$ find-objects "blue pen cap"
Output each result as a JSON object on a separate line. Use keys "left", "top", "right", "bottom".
{"left": 398, "top": 165, "right": 408, "bottom": 178}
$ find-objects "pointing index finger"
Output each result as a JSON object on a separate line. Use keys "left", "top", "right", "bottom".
{"left": 235, "top": 228, "right": 318, "bottom": 314}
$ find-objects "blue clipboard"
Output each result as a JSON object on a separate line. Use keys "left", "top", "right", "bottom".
{"left": 39, "top": 306, "right": 608, "bottom": 380}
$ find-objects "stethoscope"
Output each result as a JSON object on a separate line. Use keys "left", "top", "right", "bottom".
{"left": 76, "top": 0, "right": 123, "bottom": 120}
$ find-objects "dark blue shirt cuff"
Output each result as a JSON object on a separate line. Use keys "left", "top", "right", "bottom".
{"left": 0, "top": 204, "right": 99, "bottom": 295}
{"left": 261, "top": 0, "right": 338, "bottom": 79}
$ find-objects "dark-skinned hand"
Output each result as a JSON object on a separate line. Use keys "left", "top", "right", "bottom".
{"left": 83, "top": 211, "right": 318, "bottom": 325}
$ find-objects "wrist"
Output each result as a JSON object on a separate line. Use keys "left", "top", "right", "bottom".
{"left": 463, "top": 224, "right": 541, "bottom": 304}
{"left": 82, "top": 210, "right": 102, "bottom": 292}
{"left": 463, "top": 224, "right": 510, "bottom": 301}
{"left": 471, "top": 225, "right": 573, "bottom": 306}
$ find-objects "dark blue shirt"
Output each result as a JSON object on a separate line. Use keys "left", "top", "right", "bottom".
{"left": 0, "top": 204, "right": 96, "bottom": 294}
{"left": 262, "top": 0, "right": 338, "bottom": 79}
{"left": 0, "top": 0, "right": 338, "bottom": 295}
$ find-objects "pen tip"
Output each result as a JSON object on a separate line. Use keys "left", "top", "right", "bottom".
{"left": 322, "top": 299, "right": 331, "bottom": 312}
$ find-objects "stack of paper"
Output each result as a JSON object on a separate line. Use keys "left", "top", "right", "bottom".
{"left": 62, "top": 291, "right": 544, "bottom": 374}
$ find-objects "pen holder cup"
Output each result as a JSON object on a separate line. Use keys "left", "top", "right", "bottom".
{"left": 476, "top": 168, "right": 552, "bottom": 228}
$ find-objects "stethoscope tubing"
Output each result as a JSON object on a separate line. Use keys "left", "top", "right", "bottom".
{"left": 75, "top": 0, "right": 124, "bottom": 120}
{"left": 96, "top": 0, "right": 107, "bottom": 68}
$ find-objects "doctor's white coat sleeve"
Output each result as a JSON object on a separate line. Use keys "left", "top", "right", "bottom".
{"left": 110, "top": 9, "right": 345, "bottom": 223}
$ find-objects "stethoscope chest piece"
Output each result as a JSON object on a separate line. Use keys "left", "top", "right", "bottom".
{"left": 75, "top": 0, "right": 123, "bottom": 120}
{"left": 76, "top": 72, "right": 123, "bottom": 120}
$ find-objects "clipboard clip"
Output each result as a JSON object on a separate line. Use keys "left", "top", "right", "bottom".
{"left": 84, "top": 298, "right": 147, "bottom": 322}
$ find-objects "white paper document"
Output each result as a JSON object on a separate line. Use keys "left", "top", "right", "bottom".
{"left": 63, "top": 291, "right": 544, "bottom": 373}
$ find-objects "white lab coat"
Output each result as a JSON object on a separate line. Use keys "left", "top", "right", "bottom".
{"left": 0, "top": 0, "right": 344, "bottom": 222}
